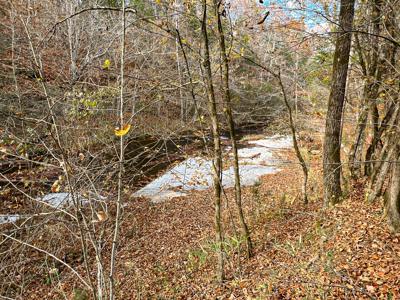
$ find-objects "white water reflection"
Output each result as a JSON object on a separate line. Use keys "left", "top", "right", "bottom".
{"left": 0, "top": 193, "right": 74, "bottom": 225}
{"left": 42, "top": 193, "right": 73, "bottom": 207}
{"left": 248, "top": 135, "right": 293, "bottom": 149}
{"left": 0, "top": 192, "right": 104, "bottom": 225}
{"left": 0, "top": 215, "right": 20, "bottom": 225}
{"left": 134, "top": 135, "right": 292, "bottom": 203}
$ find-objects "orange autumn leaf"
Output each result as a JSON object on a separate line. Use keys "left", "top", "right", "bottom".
{"left": 114, "top": 124, "right": 131, "bottom": 137}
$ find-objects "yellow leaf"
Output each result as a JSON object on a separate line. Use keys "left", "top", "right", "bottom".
{"left": 102, "top": 59, "right": 111, "bottom": 70}
{"left": 114, "top": 124, "right": 131, "bottom": 137}
{"left": 51, "top": 180, "right": 60, "bottom": 193}
{"left": 385, "top": 78, "right": 394, "bottom": 85}
{"left": 231, "top": 52, "right": 241, "bottom": 59}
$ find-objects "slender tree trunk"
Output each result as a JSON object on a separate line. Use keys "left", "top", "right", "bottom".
{"left": 174, "top": 0, "right": 185, "bottom": 122}
{"left": 323, "top": 0, "right": 355, "bottom": 206}
{"left": 348, "top": 33, "right": 368, "bottom": 178}
{"left": 109, "top": 2, "right": 126, "bottom": 298}
{"left": 294, "top": 52, "right": 299, "bottom": 120}
{"left": 364, "top": 0, "right": 383, "bottom": 176}
{"left": 367, "top": 141, "right": 397, "bottom": 203}
{"left": 365, "top": 88, "right": 382, "bottom": 176}
{"left": 175, "top": 28, "right": 200, "bottom": 121}
{"left": 352, "top": 76, "right": 382, "bottom": 178}
{"left": 277, "top": 71, "right": 309, "bottom": 204}
{"left": 349, "top": 105, "right": 368, "bottom": 177}
{"left": 367, "top": 108, "right": 400, "bottom": 202}
{"left": 214, "top": 0, "right": 253, "bottom": 258}
{"left": 387, "top": 145, "right": 400, "bottom": 232}
{"left": 369, "top": 103, "right": 399, "bottom": 184}
{"left": 201, "top": 0, "right": 224, "bottom": 282}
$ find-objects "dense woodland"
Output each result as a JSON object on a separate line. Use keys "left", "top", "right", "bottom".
{"left": 0, "top": 0, "right": 399, "bottom": 299}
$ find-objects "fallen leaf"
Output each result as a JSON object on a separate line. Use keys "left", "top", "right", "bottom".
{"left": 51, "top": 180, "right": 60, "bottom": 193}
{"left": 96, "top": 211, "right": 107, "bottom": 221}
{"left": 366, "top": 285, "right": 375, "bottom": 293}
{"left": 102, "top": 59, "right": 111, "bottom": 70}
{"left": 114, "top": 124, "right": 131, "bottom": 137}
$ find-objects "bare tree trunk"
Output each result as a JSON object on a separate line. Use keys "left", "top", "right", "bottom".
{"left": 214, "top": 0, "right": 253, "bottom": 258}
{"left": 349, "top": 106, "right": 368, "bottom": 177}
{"left": 174, "top": 0, "right": 185, "bottom": 122}
{"left": 367, "top": 141, "right": 397, "bottom": 203}
{"left": 201, "top": 0, "right": 224, "bottom": 283}
{"left": 109, "top": 1, "right": 126, "bottom": 298}
{"left": 369, "top": 103, "right": 399, "bottom": 185}
{"left": 66, "top": 1, "right": 79, "bottom": 84}
{"left": 323, "top": 0, "right": 355, "bottom": 206}
{"left": 365, "top": 90, "right": 382, "bottom": 176}
{"left": 277, "top": 71, "right": 309, "bottom": 204}
{"left": 294, "top": 52, "right": 299, "bottom": 120}
{"left": 367, "top": 108, "right": 400, "bottom": 202}
{"left": 175, "top": 29, "right": 200, "bottom": 121}
{"left": 387, "top": 145, "right": 400, "bottom": 232}
{"left": 351, "top": 74, "right": 383, "bottom": 178}
{"left": 348, "top": 33, "right": 368, "bottom": 178}
{"left": 363, "top": 0, "right": 383, "bottom": 176}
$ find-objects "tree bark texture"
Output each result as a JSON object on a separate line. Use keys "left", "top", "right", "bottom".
{"left": 367, "top": 106, "right": 400, "bottom": 202}
{"left": 323, "top": 0, "right": 355, "bottom": 206}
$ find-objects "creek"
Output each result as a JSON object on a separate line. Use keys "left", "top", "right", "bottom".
{"left": 133, "top": 135, "right": 292, "bottom": 203}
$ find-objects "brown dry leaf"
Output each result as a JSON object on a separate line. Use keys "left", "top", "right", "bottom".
{"left": 96, "top": 211, "right": 107, "bottom": 221}
{"left": 346, "top": 284, "right": 353, "bottom": 290}
{"left": 360, "top": 276, "right": 370, "bottom": 282}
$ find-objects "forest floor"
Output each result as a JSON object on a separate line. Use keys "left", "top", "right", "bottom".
{"left": 3, "top": 116, "right": 400, "bottom": 299}
{"left": 113, "top": 116, "right": 400, "bottom": 299}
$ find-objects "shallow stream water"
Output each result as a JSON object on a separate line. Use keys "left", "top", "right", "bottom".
{"left": 133, "top": 135, "right": 292, "bottom": 203}
{"left": 1, "top": 135, "right": 293, "bottom": 224}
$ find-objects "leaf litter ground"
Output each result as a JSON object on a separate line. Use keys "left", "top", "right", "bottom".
{"left": 3, "top": 123, "right": 400, "bottom": 299}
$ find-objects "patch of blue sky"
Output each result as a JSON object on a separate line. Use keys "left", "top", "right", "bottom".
{"left": 261, "top": 0, "right": 334, "bottom": 33}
